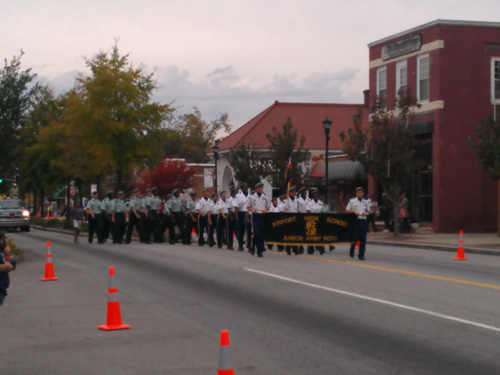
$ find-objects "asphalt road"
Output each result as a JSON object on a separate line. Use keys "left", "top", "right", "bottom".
{"left": 2, "top": 229, "right": 500, "bottom": 374}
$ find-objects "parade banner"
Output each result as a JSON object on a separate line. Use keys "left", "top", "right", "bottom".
{"left": 264, "top": 213, "right": 358, "bottom": 246}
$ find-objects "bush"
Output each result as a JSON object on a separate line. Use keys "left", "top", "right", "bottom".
{"left": 8, "top": 238, "right": 23, "bottom": 256}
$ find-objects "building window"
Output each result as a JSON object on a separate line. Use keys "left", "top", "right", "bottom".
{"left": 396, "top": 60, "right": 407, "bottom": 97}
{"left": 376, "top": 66, "right": 387, "bottom": 102}
{"left": 417, "top": 54, "right": 429, "bottom": 102}
{"left": 492, "top": 58, "right": 500, "bottom": 103}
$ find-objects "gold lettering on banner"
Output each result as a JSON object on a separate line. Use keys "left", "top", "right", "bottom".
{"left": 326, "top": 217, "right": 348, "bottom": 227}
{"left": 304, "top": 215, "right": 319, "bottom": 221}
{"left": 322, "top": 235, "right": 338, "bottom": 242}
{"left": 306, "top": 236, "right": 322, "bottom": 241}
{"left": 305, "top": 220, "right": 317, "bottom": 236}
{"left": 272, "top": 216, "right": 297, "bottom": 227}
{"left": 283, "top": 235, "right": 304, "bottom": 241}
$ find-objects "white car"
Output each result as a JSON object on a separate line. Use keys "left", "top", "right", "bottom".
{"left": 0, "top": 199, "right": 30, "bottom": 232}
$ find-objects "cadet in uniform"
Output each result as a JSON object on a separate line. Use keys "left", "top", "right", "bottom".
{"left": 125, "top": 188, "right": 143, "bottom": 244}
{"left": 112, "top": 191, "right": 127, "bottom": 244}
{"left": 297, "top": 187, "right": 310, "bottom": 213}
{"left": 184, "top": 191, "right": 198, "bottom": 245}
{"left": 279, "top": 186, "right": 299, "bottom": 255}
{"left": 307, "top": 189, "right": 325, "bottom": 255}
{"left": 161, "top": 194, "right": 172, "bottom": 243}
{"left": 208, "top": 193, "right": 219, "bottom": 247}
{"left": 267, "top": 197, "right": 280, "bottom": 251}
{"left": 196, "top": 188, "right": 211, "bottom": 246}
{"left": 141, "top": 189, "right": 153, "bottom": 244}
{"left": 100, "top": 191, "right": 115, "bottom": 243}
{"left": 226, "top": 188, "right": 238, "bottom": 250}
{"left": 247, "top": 182, "right": 270, "bottom": 257}
{"left": 234, "top": 184, "right": 250, "bottom": 252}
{"left": 149, "top": 188, "right": 162, "bottom": 243}
{"left": 167, "top": 189, "right": 184, "bottom": 244}
{"left": 86, "top": 191, "right": 101, "bottom": 244}
{"left": 346, "top": 187, "right": 370, "bottom": 260}
{"left": 217, "top": 191, "right": 229, "bottom": 249}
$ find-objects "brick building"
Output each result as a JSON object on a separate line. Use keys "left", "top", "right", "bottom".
{"left": 368, "top": 19, "right": 500, "bottom": 232}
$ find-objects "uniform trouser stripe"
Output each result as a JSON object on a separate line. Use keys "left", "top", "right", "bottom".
{"left": 218, "top": 346, "right": 233, "bottom": 372}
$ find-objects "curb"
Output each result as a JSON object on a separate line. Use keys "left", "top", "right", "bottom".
{"left": 367, "top": 240, "right": 500, "bottom": 256}
{"left": 32, "top": 225, "right": 141, "bottom": 242}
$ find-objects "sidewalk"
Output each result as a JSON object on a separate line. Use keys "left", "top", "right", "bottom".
{"left": 367, "top": 231, "right": 500, "bottom": 256}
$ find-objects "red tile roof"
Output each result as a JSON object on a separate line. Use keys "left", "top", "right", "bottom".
{"left": 217, "top": 101, "right": 365, "bottom": 152}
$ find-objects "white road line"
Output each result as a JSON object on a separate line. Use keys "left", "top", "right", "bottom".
{"left": 243, "top": 268, "right": 500, "bottom": 334}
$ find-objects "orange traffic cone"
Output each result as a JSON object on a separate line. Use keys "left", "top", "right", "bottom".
{"left": 217, "top": 330, "right": 234, "bottom": 375}
{"left": 355, "top": 241, "right": 360, "bottom": 250}
{"left": 192, "top": 228, "right": 196, "bottom": 235}
{"left": 46, "top": 213, "right": 50, "bottom": 219}
{"left": 98, "top": 267, "right": 131, "bottom": 331}
{"left": 453, "top": 230, "right": 468, "bottom": 260}
{"left": 41, "top": 241, "right": 59, "bottom": 281}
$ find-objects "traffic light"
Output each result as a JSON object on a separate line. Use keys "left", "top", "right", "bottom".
{"left": 0, "top": 179, "right": 3, "bottom": 183}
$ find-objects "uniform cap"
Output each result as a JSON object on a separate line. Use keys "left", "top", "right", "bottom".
{"left": 172, "top": 188, "right": 179, "bottom": 194}
{"left": 145, "top": 188, "right": 152, "bottom": 193}
{"left": 255, "top": 182, "right": 264, "bottom": 189}
{"left": 117, "top": 190, "right": 124, "bottom": 196}
{"left": 239, "top": 183, "right": 248, "bottom": 188}
{"left": 355, "top": 187, "right": 365, "bottom": 192}
{"left": 202, "top": 187, "right": 210, "bottom": 192}
{"left": 167, "top": 193, "right": 173, "bottom": 198}
{"left": 289, "top": 186, "right": 296, "bottom": 192}
{"left": 133, "top": 188, "right": 140, "bottom": 193}
{"left": 230, "top": 187, "right": 238, "bottom": 193}
{"left": 92, "top": 191, "right": 98, "bottom": 195}
{"left": 152, "top": 187, "right": 158, "bottom": 192}
{"left": 189, "top": 191, "right": 197, "bottom": 196}
{"left": 299, "top": 187, "right": 306, "bottom": 193}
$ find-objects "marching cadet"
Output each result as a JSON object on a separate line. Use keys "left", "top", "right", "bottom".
{"left": 161, "top": 194, "right": 172, "bottom": 243}
{"left": 149, "top": 187, "right": 162, "bottom": 243}
{"left": 196, "top": 188, "right": 211, "bottom": 246}
{"left": 307, "top": 189, "right": 325, "bottom": 255}
{"left": 208, "top": 193, "right": 219, "bottom": 247}
{"left": 112, "top": 191, "right": 127, "bottom": 244}
{"left": 125, "top": 188, "right": 143, "bottom": 244}
{"left": 86, "top": 191, "right": 101, "bottom": 244}
{"left": 267, "top": 197, "right": 280, "bottom": 251}
{"left": 279, "top": 186, "right": 299, "bottom": 255}
{"left": 346, "top": 187, "right": 370, "bottom": 261}
{"left": 167, "top": 189, "right": 184, "bottom": 245}
{"left": 100, "top": 191, "right": 115, "bottom": 244}
{"left": 234, "top": 184, "right": 250, "bottom": 252}
{"left": 141, "top": 188, "right": 153, "bottom": 244}
{"left": 247, "top": 182, "right": 270, "bottom": 257}
{"left": 297, "top": 187, "right": 310, "bottom": 213}
{"left": 226, "top": 188, "right": 238, "bottom": 250}
{"left": 183, "top": 191, "right": 198, "bottom": 245}
{"left": 217, "top": 191, "right": 229, "bottom": 249}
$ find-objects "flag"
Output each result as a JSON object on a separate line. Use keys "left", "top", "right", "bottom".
{"left": 284, "top": 157, "right": 292, "bottom": 198}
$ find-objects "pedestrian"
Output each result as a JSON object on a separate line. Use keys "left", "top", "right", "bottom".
{"left": 86, "top": 191, "right": 102, "bottom": 244}
{"left": 141, "top": 188, "right": 153, "bottom": 244}
{"left": 346, "top": 187, "right": 370, "bottom": 261}
{"left": 167, "top": 189, "right": 184, "bottom": 244}
{"left": 226, "top": 188, "right": 238, "bottom": 250}
{"left": 196, "top": 188, "right": 211, "bottom": 246}
{"left": 217, "top": 191, "right": 229, "bottom": 249}
{"left": 71, "top": 200, "right": 84, "bottom": 244}
{"left": 307, "top": 189, "right": 325, "bottom": 255}
{"left": 100, "top": 191, "right": 115, "bottom": 243}
{"left": 234, "top": 184, "right": 250, "bottom": 252}
{"left": 125, "top": 188, "right": 144, "bottom": 244}
{"left": 279, "top": 186, "right": 299, "bottom": 255}
{"left": 367, "top": 194, "right": 379, "bottom": 233}
{"left": 380, "top": 192, "right": 393, "bottom": 232}
{"left": 112, "top": 191, "right": 127, "bottom": 244}
{"left": 183, "top": 191, "right": 198, "bottom": 245}
{"left": 247, "top": 182, "right": 270, "bottom": 257}
{"left": 0, "top": 234, "right": 13, "bottom": 306}
{"left": 208, "top": 193, "right": 219, "bottom": 247}
{"left": 399, "top": 192, "right": 411, "bottom": 234}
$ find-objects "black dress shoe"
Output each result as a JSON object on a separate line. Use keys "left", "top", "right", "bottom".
{"left": 257, "top": 254, "right": 263, "bottom": 258}
{"left": 249, "top": 250, "right": 255, "bottom": 256}
{"left": 286, "top": 251, "right": 291, "bottom": 256}
{"left": 349, "top": 244, "right": 355, "bottom": 258}
{"left": 228, "top": 247, "right": 234, "bottom": 250}
{"left": 319, "top": 249, "right": 325, "bottom": 255}
{"left": 238, "top": 248, "right": 244, "bottom": 252}
{"left": 358, "top": 256, "right": 366, "bottom": 261}
{"left": 330, "top": 246, "right": 335, "bottom": 251}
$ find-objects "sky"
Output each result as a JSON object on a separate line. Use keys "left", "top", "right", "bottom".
{"left": 1, "top": 0, "right": 499, "bottom": 128}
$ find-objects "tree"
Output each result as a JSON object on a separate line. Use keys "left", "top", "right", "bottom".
{"left": 467, "top": 116, "right": 500, "bottom": 235}
{"left": 0, "top": 51, "right": 38, "bottom": 193}
{"left": 266, "top": 117, "right": 309, "bottom": 191}
{"left": 135, "top": 158, "right": 195, "bottom": 199}
{"left": 166, "top": 107, "right": 232, "bottom": 162}
{"left": 340, "top": 90, "right": 424, "bottom": 236}
{"left": 228, "top": 144, "right": 266, "bottom": 188}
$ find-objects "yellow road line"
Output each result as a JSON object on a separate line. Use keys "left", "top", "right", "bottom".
{"left": 271, "top": 251, "right": 500, "bottom": 291}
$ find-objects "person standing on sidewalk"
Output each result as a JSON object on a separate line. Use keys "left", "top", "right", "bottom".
{"left": 346, "top": 187, "right": 370, "bottom": 261}
{"left": 399, "top": 192, "right": 411, "bottom": 234}
{"left": 71, "top": 200, "right": 84, "bottom": 244}
{"left": 86, "top": 191, "right": 102, "bottom": 244}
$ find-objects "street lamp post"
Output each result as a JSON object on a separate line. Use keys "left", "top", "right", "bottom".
{"left": 212, "top": 144, "right": 219, "bottom": 193}
{"left": 322, "top": 117, "right": 332, "bottom": 207}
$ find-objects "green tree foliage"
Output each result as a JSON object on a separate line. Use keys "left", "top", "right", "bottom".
{"left": 0, "top": 51, "right": 38, "bottom": 193}
{"left": 266, "top": 117, "right": 309, "bottom": 190}
{"left": 467, "top": 116, "right": 500, "bottom": 235}
{"left": 164, "top": 107, "right": 232, "bottom": 162}
{"left": 228, "top": 144, "right": 265, "bottom": 188}
{"left": 340, "top": 91, "right": 423, "bottom": 236}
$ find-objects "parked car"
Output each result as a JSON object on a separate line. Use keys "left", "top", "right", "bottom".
{"left": 0, "top": 198, "right": 30, "bottom": 232}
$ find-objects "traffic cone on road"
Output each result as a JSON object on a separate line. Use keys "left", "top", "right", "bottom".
{"left": 217, "top": 330, "right": 234, "bottom": 375}
{"left": 98, "top": 266, "right": 131, "bottom": 331}
{"left": 41, "top": 241, "right": 59, "bottom": 281}
{"left": 355, "top": 241, "right": 360, "bottom": 250}
{"left": 453, "top": 231, "right": 468, "bottom": 260}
